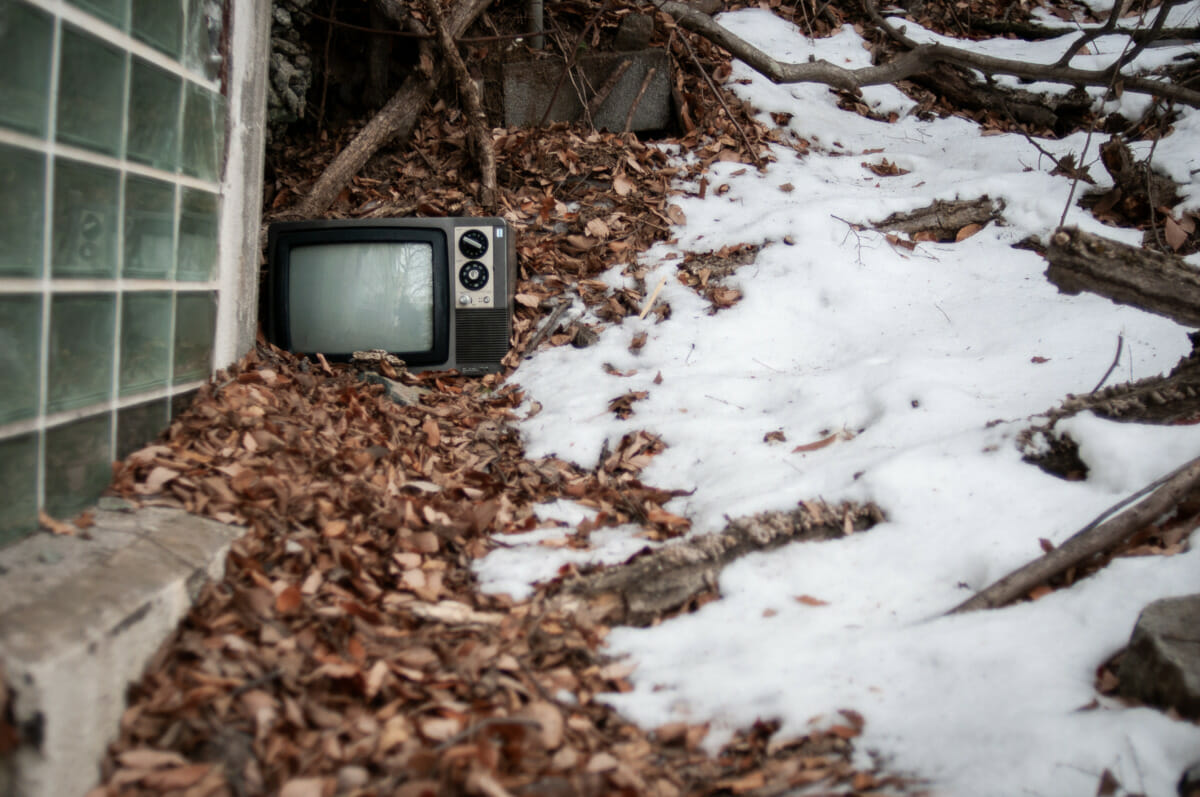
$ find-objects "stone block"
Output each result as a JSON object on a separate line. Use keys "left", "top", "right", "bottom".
{"left": 1117, "top": 594, "right": 1200, "bottom": 719}
{"left": 503, "top": 48, "right": 671, "bottom": 132}
{"left": 0, "top": 507, "right": 241, "bottom": 797}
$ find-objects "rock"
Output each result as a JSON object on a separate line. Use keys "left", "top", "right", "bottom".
{"left": 614, "top": 14, "right": 653, "bottom": 51}
{"left": 1117, "top": 594, "right": 1200, "bottom": 719}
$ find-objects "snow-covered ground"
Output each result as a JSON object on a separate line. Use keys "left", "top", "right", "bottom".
{"left": 480, "top": 8, "right": 1200, "bottom": 795}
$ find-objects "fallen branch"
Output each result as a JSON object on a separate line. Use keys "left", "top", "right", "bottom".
{"left": 652, "top": 0, "right": 1200, "bottom": 107}
{"left": 421, "top": 0, "right": 497, "bottom": 212}
{"left": 552, "top": 502, "right": 882, "bottom": 626}
{"left": 1044, "top": 226, "right": 1200, "bottom": 327}
{"left": 948, "top": 457, "right": 1200, "bottom": 614}
{"left": 291, "top": 0, "right": 493, "bottom": 219}
{"left": 873, "top": 196, "right": 1004, "bottom": 241}
{"left": 624, "top": 66, "right": 658, "bottom": 132}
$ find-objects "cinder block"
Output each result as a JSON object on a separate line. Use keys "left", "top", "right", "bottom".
{"left": 503, "top": 48, "right": 671, "bottom": 132}
{"left": 0, "top": 507, "right": 241, "bottom": 797}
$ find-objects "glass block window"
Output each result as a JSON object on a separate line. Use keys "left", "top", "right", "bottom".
{"left": 0, "top": 0, "right": 227, "bottom": 547}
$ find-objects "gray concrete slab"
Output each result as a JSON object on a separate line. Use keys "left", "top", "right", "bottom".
{"left": 0, "top": 506, "right": 242, "bottom": 797}
{"left": 503, "top": 48, "right": 672, "bottom": 132}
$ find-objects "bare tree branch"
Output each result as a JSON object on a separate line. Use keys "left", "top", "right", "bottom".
{"left": 653, "top": 0, "right": 1200, "bottom": 107}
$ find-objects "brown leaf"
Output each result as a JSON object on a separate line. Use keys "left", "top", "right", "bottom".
{"left": 1165, "top": 216, "right": 1188, "bottom": 251}
{"left": 280, "top": 777, "right": 327, "bottom": 797}
{"left": 141, "top": 763, "right": 212, "bottom": 790}
{"left": 423, "top": 416, "right": 441, "bottom": 447}
{"left": 117, "top": 748, "right": 189, "bottom": 769}
{"left": 275, "top": 585, "right": 303, "bottom": 614}
{"left": 792, "top": 434, "right": 838, "bottom": 453}
{"left": 795, "top": 595, "right": 829, "bottom": 606}
{"left": 955, "top": 223, "right": 983, "bottom": 242}
{"left": 885, "top": 233, "right": 917, "bottom": 251}
{"left": 38, "top": 510, "right": 77, "bottom": 536}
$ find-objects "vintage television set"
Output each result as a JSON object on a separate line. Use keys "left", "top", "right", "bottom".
{"left": 265, "top": 217, "right": 516, "bottom": 375}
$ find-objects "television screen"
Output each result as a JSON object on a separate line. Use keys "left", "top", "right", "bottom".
{"left": 287, "top": 240, "right": 434, "bottom": 354}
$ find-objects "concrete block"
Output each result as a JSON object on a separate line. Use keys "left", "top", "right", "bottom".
{"left": 1118, "top": 594, "right": 1200, "bottom": 719}
{"left": 0, "top": 507, "right": 242, "bottom": 797}
{"left": 503, "top": 48, "right": 671, "bottom": 132}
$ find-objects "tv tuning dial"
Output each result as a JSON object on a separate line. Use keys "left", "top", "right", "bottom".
{"left": 459, "top": 229, "right": 490, "bottom": 259}
{"left": 459, "top": 260, "right": 489, "bottom": 291}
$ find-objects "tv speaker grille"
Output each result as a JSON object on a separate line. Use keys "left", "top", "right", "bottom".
{"left": 456, "top": 309, "right": 510, "bottom": 364}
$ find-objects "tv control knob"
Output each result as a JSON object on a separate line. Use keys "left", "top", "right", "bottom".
{"left": 459, "top": 229, "right": 490, "bottom": 259}
{"left": 459, "top": 261, "right": 489, "bottom": 291}
{"left": 459, "top": 295, "right": 471, "bottom": 305}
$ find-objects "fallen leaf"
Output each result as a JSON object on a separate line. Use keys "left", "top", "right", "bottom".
{"left": 38, "top": 510, "right": 77, "bottom": 536}
{"left": 955, "top": 223, "right": 983, "bottom": 241}
{"left": 1165, "top": 216, "right": 1188, "bottom": 251}
{"left": 792, "top": 434, "right": 838, "bottom": 453}
{"left": 795, "top": 595, "right": 829, "bottom": 606}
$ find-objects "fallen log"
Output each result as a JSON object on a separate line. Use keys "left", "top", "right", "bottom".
{"left": 873, "top": 196, "right": 1004, "bottom": 241}
{"left": 1044, "top": 226, "right": 1200, "bottom": 327}
{"left": 550, "top": 501, "right": 882, "bottom": 627}
{"left": 948, "top": 456, "right": 1200, "bottom": 614}
{"left": 290, "top": 0, "right": 493, "bottom": 219}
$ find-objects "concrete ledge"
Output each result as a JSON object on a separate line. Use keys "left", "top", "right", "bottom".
{"left": 0, "top": 504, "right": 241, "bottom": 797}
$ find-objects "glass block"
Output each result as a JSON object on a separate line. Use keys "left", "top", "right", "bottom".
{"left": 0, "top": 295, "right": 42, "bottom": 424}
{"left": 124, "top": 175, "right": 176, "bottom": 278}
{"left": 0, "top": 2, "right": 53, "bottom": 136}
{"left": 56, "top": 25, "right": 127, "bottom": 156}
{"left": 52, "top": 159, "right": 120, "bottom": 278}
{"left": 127, "top": 58, "right": 182, "bottom": 171}
{"left": 0, "top": 432, "right": 39, "bottom": 547}
{"left": 0, "top": 144, "right": 45, "bottom": 277}
{"left": 177, "top": 188, "right": 218, "bottom": 281}
{"left": 47, "top": 293, "right": 116, "bottom": 413}
{"left": 120, "top": 291, "right": 171, "bottom": 395}
{"left": 173, "top": 291, "right": 215, "bottom": 383}
{"left": 44, "top": 413, "right": 113, "bottom": 520}
{"left": 181, "top": 83, "right": 225, "bottom": 181}
{"left": 66, "top": 0, "right": 129, "bottom": 30}
{"left": 132, "top": 0, "right": 183, "bottom": 58}
{"left": 117, "top": 398, "right": 167, "bottom": 459}
{"left": 183, "top": 0, "right": 222, "bottom": 81}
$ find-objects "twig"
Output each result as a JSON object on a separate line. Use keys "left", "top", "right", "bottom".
{"left": 1091, "top": 333, "right": 1124, "bottom": 393}
{"left": 421, "top": 0, "right": 497, "bottom": 211}
{"left": 539, "top": 0, "right": 613, "bottom": 127}
{"left": 674, "top": 24, "right": 764, "bottom": 168}
{"left": 947, "top": 456, "right": 1200, "bottom": 614}
{"left": 639, "top": 276, "right": 667, "bottom": 319}
{"left": 523, "top": 300, "right": 573, "bottom": 358}
{"left": 585, "top": 59, "right": 633, "bottom": 120}
{"left": 624, "top": 67, "right": 658, "bottom": 133}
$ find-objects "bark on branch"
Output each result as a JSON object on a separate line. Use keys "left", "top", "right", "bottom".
{"left": 653, "top": 0, "right": 1200, "bottom": 107}
{"left": 948, "top": 457, "right": 1200, "bottom": 614}
{"left": 420, "top": 0, "right": 497, "bottom": 212}
{"left": 1044, "top": 226, "right": 1200, "bottom": 328}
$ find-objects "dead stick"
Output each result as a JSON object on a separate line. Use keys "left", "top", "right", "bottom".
{"left": 585, "top": 59, "right": 632, "bottom": 120}
{"left": 947, "top": 457, "right": 1200, "bottom": 614}
{"left": 523, "top": 300, "right": 573, "bottom": 358}
{"left": 421, "top": 0, "right": 497, "bottom": 212}
{"left": 624, "top": 66, "right": 657, "bottom": 133}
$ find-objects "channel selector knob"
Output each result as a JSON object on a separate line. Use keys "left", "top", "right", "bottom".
{"left": 459, "top": 261, "right": 489, "bottom": 291}
{"left": 458, "top": 229, "right": 490, "bottom": 259}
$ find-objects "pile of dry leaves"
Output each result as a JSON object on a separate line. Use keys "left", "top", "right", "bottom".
{"left": 89, "top": 347, "right": 912, "bottom": 796}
